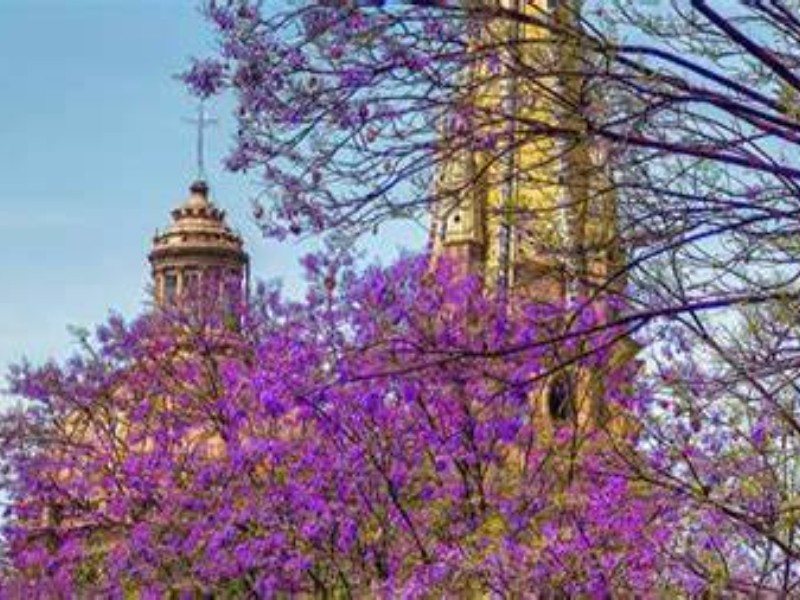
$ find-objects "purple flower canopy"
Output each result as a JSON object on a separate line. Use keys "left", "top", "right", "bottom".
{"left": 1, "top": 254, "right": 682, "bottom": 596}
{"left": 6, "top": 0, "right": 800, "bottom": 595}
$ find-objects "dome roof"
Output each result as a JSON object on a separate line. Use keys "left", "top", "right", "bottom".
{"left": 148, "top": 180, "right": 247, "bottom": 266}
{"left": 183, "top": 180, "right": 212, "bottom": 209}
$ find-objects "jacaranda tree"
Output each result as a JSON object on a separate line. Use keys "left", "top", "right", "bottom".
{"left": 1, "top": 254, "right": 691, "bottom": 597}
{"left": 180, "top": 0, "right": 800, "bottom": 394}
{"left": 5, "top": 0, "right": 800, "bottom": 597}
{"left": 175, "top": 1, "right": 800, "bottom": 594}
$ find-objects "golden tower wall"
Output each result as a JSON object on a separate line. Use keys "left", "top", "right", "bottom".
{"left": 432, "top": 0, "right": 623, "bottom": 302}
{"left": 431, "top": 0, "right": 633, "bottom": 430}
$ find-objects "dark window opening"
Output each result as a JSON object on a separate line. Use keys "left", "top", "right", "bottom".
{"left": 184, "top": 270, "right": 201, "bottom": 296}
{"left": 164, "top": 273, "right": 178, "bottom": 304}
{"left": 548, "top": 373, "right": 575, "bottom": 421}
{"left": 224, "top": 272, "right": 242, "bottom": 305}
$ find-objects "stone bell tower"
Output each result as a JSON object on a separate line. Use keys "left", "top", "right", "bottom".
{"left": 148, "top": 179, "right": 249, "bottom": 308}
{"left": 432, "top": 0, "right": 623, "bottom": 301}
{"left": 431, "top": 0, "right": 636, "bottom": 433}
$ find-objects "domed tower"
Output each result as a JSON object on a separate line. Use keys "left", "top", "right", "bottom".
{"left": 148, "top": 180, "right": 249, "bottom": 308}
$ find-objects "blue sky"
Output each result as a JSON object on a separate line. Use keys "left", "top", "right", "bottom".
{"left": 0, "top": 0, "right": 424, "bottom": 397}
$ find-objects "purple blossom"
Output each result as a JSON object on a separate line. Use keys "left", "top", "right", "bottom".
{"left": 182, "top": 58, "right": 226, "bottom": 99}
{"left": 0, "top": 256, "right": 766, "bottom": 594}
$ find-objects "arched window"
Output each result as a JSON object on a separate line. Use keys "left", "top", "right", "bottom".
{"left": 548, "top": 372, "right": 575, "bottom": 422}
{"left": 184, "top": 269, "right": 201, "bottom": 297}
{"left": 164, "top": 272, "right": 178, "bottom": 305}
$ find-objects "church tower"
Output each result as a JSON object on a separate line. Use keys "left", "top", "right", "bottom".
{"left": 149, "top": 104, "right": 249, "bottom": 309}
{"left": 433, "top": 0, "right": 623, "bottom": 297}
{"left": 431, "top": 0, "right": 634, "bottom": 432}
{"left": 148, "top": 179, "right": 249, "bottom": 308}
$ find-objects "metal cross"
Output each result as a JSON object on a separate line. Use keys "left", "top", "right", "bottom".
{"left": 185, "top": 102, "right": 218, "bottom": 180}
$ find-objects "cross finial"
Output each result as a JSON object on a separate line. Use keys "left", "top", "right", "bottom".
{"left": 185, "top": 102, "right": 218, "bottom": 181}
